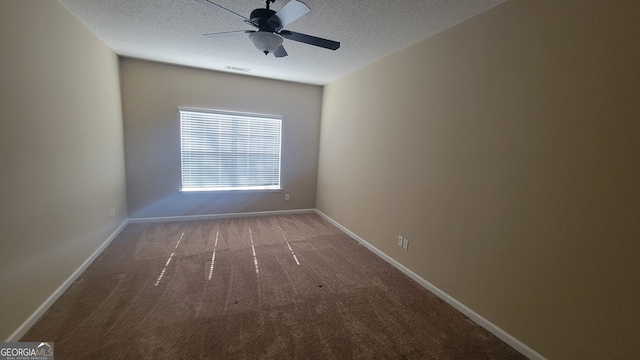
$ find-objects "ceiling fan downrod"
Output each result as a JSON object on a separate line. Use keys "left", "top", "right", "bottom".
{"left": 265, "top": 0, "right": 276, "bottom": 10}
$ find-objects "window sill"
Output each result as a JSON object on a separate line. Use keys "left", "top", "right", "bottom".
{"left": 180, "top": 188, "right": 282, "bottom": 194}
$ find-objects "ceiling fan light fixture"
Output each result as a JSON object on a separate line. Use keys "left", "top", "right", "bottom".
{"left": 249, "top": 31, "right": 283, "bottom": 55}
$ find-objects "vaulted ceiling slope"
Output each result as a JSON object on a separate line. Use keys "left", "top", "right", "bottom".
{"left": 57, "top": 0, "right": 506, "bottom": 85}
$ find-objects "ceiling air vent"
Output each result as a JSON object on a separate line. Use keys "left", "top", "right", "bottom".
{"left": 225, "top": 65, "right": 250, "bottom": 72}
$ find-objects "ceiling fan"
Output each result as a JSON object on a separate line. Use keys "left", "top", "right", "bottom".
{"left": 194, "top": 0, "right": 340, "bottom": 57}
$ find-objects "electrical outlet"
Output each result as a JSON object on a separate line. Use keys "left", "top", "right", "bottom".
{"left": 397, "top": 236, "right": 403, "bottom": 247}
{"left": 285, "top": 194, "right": 290, "bottom": 201}
{"left": 108, "top": 209, "right": 115, "bottom": 218}
{"left": 402, "top": 238, "right": 409, "bottom": 250}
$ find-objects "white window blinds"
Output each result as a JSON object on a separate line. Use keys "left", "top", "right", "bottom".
{"left": 180, "top": 109, "right": 282, "bottom": 191}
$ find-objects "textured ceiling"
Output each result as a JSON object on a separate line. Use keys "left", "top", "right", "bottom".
{"left": 56, "top": 0, "right": 506, "bottom": 85}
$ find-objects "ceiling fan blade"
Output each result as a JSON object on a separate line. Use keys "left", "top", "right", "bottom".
{"left": 269, "top": 0, "right": 310, "bottom": 27}
{"left": 274, "top": 45, "right": 288, "bottom": 58}
{"left": 203, "top": 30, "right": 254, "bottom": 38}
{"left": 193, "top": 0, "right": 250, "bottom": 23}
{"left": 279, "top": 30, "right": 340, "bottom": 50}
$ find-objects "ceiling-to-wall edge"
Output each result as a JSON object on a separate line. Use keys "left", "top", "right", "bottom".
{"left": 118, "top": 55, "right": 331, "bottom": 86}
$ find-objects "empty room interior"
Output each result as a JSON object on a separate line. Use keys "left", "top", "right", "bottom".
{"left": 1, "top": 0, "right": 639, "bottom": 358}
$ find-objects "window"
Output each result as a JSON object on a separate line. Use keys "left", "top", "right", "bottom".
{"left": 179, "top": 108, "right": 282, "bottom": 191}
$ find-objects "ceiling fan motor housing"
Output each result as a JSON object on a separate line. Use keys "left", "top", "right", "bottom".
{"left": 250, "top": 8, "right": 282, "bottom": 32}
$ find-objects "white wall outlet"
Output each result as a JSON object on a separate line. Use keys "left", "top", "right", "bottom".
{"left": 402, "top": 238, "right": 409, "bottom": 250}
{"left": 108, "top": 208, "right": 115, "bottom": 218}
{"left": 397, "top": 236, "right": 403, "bottom": 246}
{"left": 285, "top": 194, "right": 290, "bottom": 201}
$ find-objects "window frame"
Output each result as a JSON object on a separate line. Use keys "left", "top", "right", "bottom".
{"left": 178, "top": 107, "right": 283, "bottom": 193}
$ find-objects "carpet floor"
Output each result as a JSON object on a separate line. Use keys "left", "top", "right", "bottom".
{"left": 22, "top": 213, "right": 525, "bottom": 359}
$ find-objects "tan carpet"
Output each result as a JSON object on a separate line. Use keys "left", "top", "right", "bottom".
{"left": 22, "top": 213, "right": 525, "bottom": 359}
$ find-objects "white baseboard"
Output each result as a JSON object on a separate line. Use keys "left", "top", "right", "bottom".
{"left": 128, "top": 208, "right": 316, "bottom": 223}
{"left": 5, "top": 220, "right": 129, "bottom": 342}
{"left": 315, "top": 209, "right": 546, "bottom": 360}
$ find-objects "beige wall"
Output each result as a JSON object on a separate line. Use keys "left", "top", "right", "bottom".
{"left": 120, "top": 59, "right": 322, "bottom": 218}
{"left": 317, "top": 0, "right": 640, "bottom": 358}
{"left": 0, "top": 1, "right": 127, "bottom": 340}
